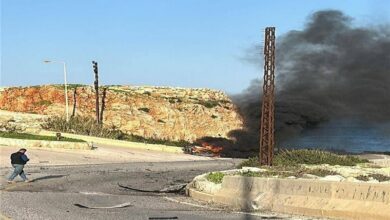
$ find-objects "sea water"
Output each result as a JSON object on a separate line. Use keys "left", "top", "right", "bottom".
{"left": 281, "top": 119, "right": 390, "bottom": 153}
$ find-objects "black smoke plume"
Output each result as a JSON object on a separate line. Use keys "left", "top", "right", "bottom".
{"left": 229, "top": 10, "right": 390, "bottom": 154}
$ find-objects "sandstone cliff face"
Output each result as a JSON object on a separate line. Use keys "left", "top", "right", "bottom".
{"left": 0, "top": 85, "right": 243, "bottom": 141}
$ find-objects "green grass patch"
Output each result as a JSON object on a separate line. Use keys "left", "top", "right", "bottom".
{"left": 241, "top": 170, "right": 291, "bottom": 178}
{"left": 206, "top": 172, "right": 225, "bottom": 184}
{"left": 0, "top": 131, "right": 85, "bottom": 142}
{"left": 240, "top": 167, "right": 339, "bottom": 179}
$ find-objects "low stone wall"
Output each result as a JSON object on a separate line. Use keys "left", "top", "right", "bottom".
{"left": 0, "top": 137, "right": 91, "bottom": 150}
{"left": 188, "top": 175, "right": 390, "bottom": 220}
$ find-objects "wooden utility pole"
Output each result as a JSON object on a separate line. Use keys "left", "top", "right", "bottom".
{"left": 92, "top": 61, "right": 100, "bottom": 124}
{"left": 99, "top": 87, "right": 107, "bottom": 124}
{"left": 259, "top": 27, "right": 276, "bottom": 166}
{"left": 71, "top": 87, "right": 77, "bottom": 118}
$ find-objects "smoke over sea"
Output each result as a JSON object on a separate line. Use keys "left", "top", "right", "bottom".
{"left": 231, "top": 10, "right": 390, "bottom": 154}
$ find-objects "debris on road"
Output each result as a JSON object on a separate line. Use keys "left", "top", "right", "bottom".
{"left": 148, "top": 217, "right": 178, "bottom": 220}
{"left": 78, "top": 191, "right": 112, "bottom": 196}
{"left": 163, "top": 197, "right": 223, "bottom": 211}
{"left": 185, "top": 142, "right": 223, "bottom": 157}
{"left": 118, "top": 183, "right": 187, "bottom": 193}
{"left": 73, "top": 202, "right": 132, "bottom": 209}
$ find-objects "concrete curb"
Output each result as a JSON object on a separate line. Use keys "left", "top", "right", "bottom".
{"left": 0, "top": 137, "right": 91, "bottom": 150}
{"left": 187, "top": 174, "right": 390, "bottom": 220}
{"left": 38, "top": 130, "right": 184, "bottom": 154}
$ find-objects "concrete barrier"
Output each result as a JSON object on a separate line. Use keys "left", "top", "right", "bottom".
{"left": 38, "top": 130, "right": 184, "bottom": 153}
{"left": 188, "top": 175, "right": 390, "bottom": 220}
{"left": 0, "top": 137, "right": 91, "bottom": 150}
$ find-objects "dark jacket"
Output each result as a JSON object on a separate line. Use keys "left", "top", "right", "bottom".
{"left": 10, "top": 152, "right": 29, "bottom": 165}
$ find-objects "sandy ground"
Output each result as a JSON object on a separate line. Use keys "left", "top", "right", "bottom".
{"left": 0, "top": 143, "right": 215, "bottom": 168}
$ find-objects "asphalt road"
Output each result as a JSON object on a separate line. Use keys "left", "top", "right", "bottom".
{"left": 0, "top": 160, "right": 267, "bottom": 220}
{"left": 0, "top": 159, "right": 323, "bottom": 220}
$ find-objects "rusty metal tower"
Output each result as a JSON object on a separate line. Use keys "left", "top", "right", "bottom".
{"left": 259, "top": 27, "right": 276, "bottom": 166}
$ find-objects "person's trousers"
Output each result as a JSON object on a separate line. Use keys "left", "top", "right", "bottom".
{"left": 8, "top": 164, "right": 27, "bottom": 181}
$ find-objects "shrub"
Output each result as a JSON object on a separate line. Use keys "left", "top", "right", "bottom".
{"left": 237, "top": 149, "right": 368, "bottom": 168}
{"left": 43, "top": 116, "right": 191, "bottom": 147}
{"left": 168, "top": 98, "right": 182, "bottom": 104}
{"left": 237, "top": 157, "right": 260, "bottom": 168}
{"left": 356, "top": 174, "right": 390, "bottom": 182}
{"left": 206, "top": 172, "right": 225, "bottom": 184}
{"left": 369, "top": 174, "right": 390, "bottom": 182}
{"left": 35, "top": 100, "right": 52, "bottom": 106}
{"left": 43, "top": 116, "right": 124, "bottom": 139}
{"left": 198, "top": 100, "right": 219, "bottom": 108}
{"left": 305, "top": 168, "right": 339, "bottom": 177}
{"left": 355, "top": 175, "right": 370, "bottom": 181}
{"left": 121, "top": 134, "right": 191, "bottom": 147}
{"left": 138, "top": 107, "right": 150, "bottom": 113}
{"left": 273, "top": 149, "right": 368, "bottom": 166}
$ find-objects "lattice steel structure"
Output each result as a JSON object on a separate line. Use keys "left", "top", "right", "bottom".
{"left": 259, "top": 27, "right": 276, "bottom": 166}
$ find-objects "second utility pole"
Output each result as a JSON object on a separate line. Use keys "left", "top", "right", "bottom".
{"left": 92, "top": 61, "right": 100, "bottom": 124}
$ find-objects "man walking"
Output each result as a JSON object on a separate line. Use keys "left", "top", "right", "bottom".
{"left": 8, "top": 148, "right": 31, "bottom": 183}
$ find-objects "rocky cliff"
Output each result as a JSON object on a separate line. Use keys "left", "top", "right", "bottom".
{"left": 0, "top": 85, "right": 243, "bottom": 141}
